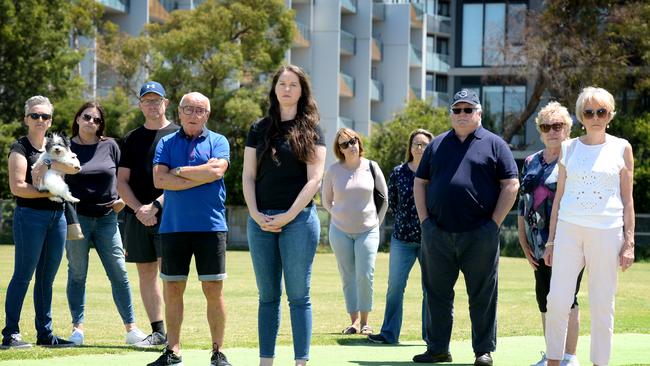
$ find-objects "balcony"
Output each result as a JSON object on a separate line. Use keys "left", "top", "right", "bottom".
{"left": 339, "top": 72, "right": 355, "bottom": 98}
{"left": 341, "top": 0, "right": 357, "bottom": 14}
{"left": 409, "top": 45, "right": 422, "bottom": 68}
{"left": 293, "top": 21, "right": 310, "bottom": 48}
{"left": 372, "top": 2, "right": 385, "bottom": 21}
{"left": 371, "top": 37, "right": 382, "bottom": 62}
{"left": 340, "top": 30, "right": 356, "bottom": 56}
{"left": 371, "top": 79, "right": 383, "bottom": 102}
{"left": 410, "top": 2, "right": 424, "bottom": 28}
{"left": 409, "top": 85, "right": 422, "bottom": 100}
{"left": 426, "top": 52, "right": 450, "bottom": 73}
{"left": 338, "top": 116, "right": 355, "bottom": 130}
{"left": 426, "top": 91, "right": 450, "bottom": 107}
{"left": 427, "top": 14, "right": 451, "bottom": 35}
{"left": 149, "top": 0, "right": 171, "bottom": 23}
{"left": 97, "top": 0, "right": 128, "bottom": 13}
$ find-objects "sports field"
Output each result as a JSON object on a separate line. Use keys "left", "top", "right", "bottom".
{"left": 0, "top": 247, "right": 648, "bottom": 365}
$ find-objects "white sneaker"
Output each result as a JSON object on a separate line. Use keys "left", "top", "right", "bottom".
{"left": 125, "top": 328, "right": 148, "bottom": 345}
{"left": 561, "top": 354, "right": 580, "bottom": 366}
{"left": 69, "top": 328, "right": 84, "bottom": 345}
{"left": 531, "top": 351, "right": 547, "bottom": 366}
{"left": 132, "top": 331, "right": 167, "bottom": 348}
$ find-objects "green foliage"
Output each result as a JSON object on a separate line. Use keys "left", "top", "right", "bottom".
{"left": 365, "top": 99, "right": 449, "bottom": 176}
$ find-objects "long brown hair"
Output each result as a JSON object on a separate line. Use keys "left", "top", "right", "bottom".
{"left": 405, "top": 128, "right": 433, "bottom": 162}
{"left": 71, "top": 101, "right": 106, "bottom": 138}
{"left": 261, "top": 64, "right": 320, "bottom": 165}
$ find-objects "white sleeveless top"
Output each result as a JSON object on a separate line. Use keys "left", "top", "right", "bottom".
{"left": 558, "top": 135, "right": 627, "bottom": 229}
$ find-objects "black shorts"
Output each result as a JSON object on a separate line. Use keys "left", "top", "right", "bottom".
{"left": 160, "top": 231, "right": 227, "bottom": 282}
{"left": 534, "top": 258, "right": 584, "bottom": 313}
{"left": 122, "top": 211, "right": 162, "bottom": 263}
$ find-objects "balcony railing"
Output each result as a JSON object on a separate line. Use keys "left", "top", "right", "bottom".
{"left": 426, "top": 91, "right": 450, "bottom": 107}
{"left": 339, "top": 72, "right": 355, "bottom": 98}
{"left": 97, "top": 0, "right": 128, "bottom": 13}
{"left": 410, "top": 2, "right": 424, "bottom": 27}
{"left": 409, "top": 86, "right": 422, "bottom": 100}
{"left": 340, "top": 30, "right": 356, "bottom": 56}
{"left": 341, "top": 0, "right": 357, "bottom": 14}
{"left": 409, "top": 45, "right": 422, "bottom": 67}
{"left": 293, "top": 21, "right": 311, "bottom": 48}
{"left": 427, "top": 14, "right": 451, "bottom": 35}
{"left": 426, "top": 52, "right": 450, "bottom": 73}
{"left": 338, "top": 116, "right": 355, "bottom": 130}
{"left": 372, "top": 2, "right": 385, "bottom": 21}
{"left": 371, "top": 79, "right": 383, "bottom": 102}
{"left": 371, "top": 37, "right": 382, "bottom": 61}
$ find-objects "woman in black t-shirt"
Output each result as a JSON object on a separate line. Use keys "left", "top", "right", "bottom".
{"left": 242, "top": 65, "right": 326, "bottom": 366}
{"left": 2, "top": 96, "right": 78, "bottom": 348}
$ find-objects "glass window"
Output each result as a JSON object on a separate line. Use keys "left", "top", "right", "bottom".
{"left": 437, "top": 37, "right": 449, "bottom": 55}
{"left": 427, "top": 35, "right": 435, "bottom": 53}
{"left": 439, "top": 1, "right": 450, "bottom": 17}
{"left": 483, "top": 4, "right": 505, "bottom": 66}
{"left": 462, "top": 4, "right": 483, "bottom": 66}
{"left": 507, "top": 4, "right": 526, "bottom": 46}
{"left": 435, "top": 75, "right": 448, "bottom": 93}
{"left": 426, "top": 74, "right": 435, "bottom": 92}
{"left": 482, "top": 86, "right": 505, "bottom": 133}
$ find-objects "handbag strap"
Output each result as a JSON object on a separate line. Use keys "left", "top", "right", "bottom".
{"left": 368, "top": 159, "right": 377, "bottom": 186}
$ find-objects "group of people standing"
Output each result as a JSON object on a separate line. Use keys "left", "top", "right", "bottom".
{"left": 2, "top": 62, "right": 635, "bottom": 366}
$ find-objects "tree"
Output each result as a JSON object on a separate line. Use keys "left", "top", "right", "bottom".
{"left": 366, "top": 99, "right": 449, "bottom": 176}
{"left": 498, "top": 1, "right": 650, "bottom": 143}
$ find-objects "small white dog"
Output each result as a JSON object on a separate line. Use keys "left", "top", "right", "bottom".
{"left": 33, "top": 133, "right": 82, "bottom": 203}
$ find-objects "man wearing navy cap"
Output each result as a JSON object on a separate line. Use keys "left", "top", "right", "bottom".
{"left": 117, "top": 81, "right": 179, "bottom": 347}
{"left": 412, "top": 89, "right": 519, "bottom": 365}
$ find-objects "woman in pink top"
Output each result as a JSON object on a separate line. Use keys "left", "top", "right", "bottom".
{"left": 322, "top": 128, "right": 388, "bottom": 335}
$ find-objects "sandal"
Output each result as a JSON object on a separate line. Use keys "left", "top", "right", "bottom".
{"left": 360, "top": 325, "right": 373, "bottom": 335}
{"left": 341, "top": 325, "right": 359, "bottom": 334}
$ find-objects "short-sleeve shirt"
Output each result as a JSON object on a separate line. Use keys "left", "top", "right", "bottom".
{"left": 66, "top": 138, "right": 121, "bottom": 217}
{"left": 119, "top": 123, "right": 179, "bottom": 213}
{"left": 245, "top": 117, "right": 325, "bottom": 211}
{"left": 9, "top": 136, "right": 63, "bottom": 211}
{"left": 153, "top": 127, "right": 230, "bottom": 233}
{"left": 388, "top": 163, "right": 421, "bottom": 243}
{"left": 415, "top": 126, "right": 518, "bottom": 232}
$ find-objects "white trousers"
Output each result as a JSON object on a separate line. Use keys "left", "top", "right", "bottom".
{"left": 545, "top": 220, "right": 623, "bottom": 365}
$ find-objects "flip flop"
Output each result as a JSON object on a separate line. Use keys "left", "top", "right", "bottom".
{"left": 360, "top": 325, "right": 373, "bottom": 335}
{"left": 341, "top": 326, "right": 359, "bottom": 334}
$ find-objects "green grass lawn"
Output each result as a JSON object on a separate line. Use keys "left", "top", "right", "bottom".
{"left": 0, "top": 245, "right": 649, "bottom": 362}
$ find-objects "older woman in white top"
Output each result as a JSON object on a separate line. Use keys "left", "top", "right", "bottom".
{"left": 543, "top": 87, "right": 635, "bottom": 366}
{"left": 322, "top": 127, "right": 388, "bottom": 335}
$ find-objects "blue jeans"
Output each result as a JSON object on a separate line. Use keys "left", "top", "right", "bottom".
{"left": 247, "top": 206, "right": 319, "bottom": 361}
{"left": 378, "top": 236, "right": 427, "bottom": 344}
{"left": 328, "top": 224, "right": 380, "bottom": 313}
{"left": 66, "top": 212, "right": 135, "bottom": 325}
{"left": 2, "top": 206, "right": 66, "bottom": 341}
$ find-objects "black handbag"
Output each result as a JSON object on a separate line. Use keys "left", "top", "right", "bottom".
{"left": 368, "top": 160, "right": 385, "bottom": 215}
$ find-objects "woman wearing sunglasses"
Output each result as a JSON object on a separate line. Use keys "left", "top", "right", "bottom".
{"left": 544, "top": 87, "right": 635, "bottom": 366}
{"left": 62, "top": 101, "right": 147, "bottom": 346}
{"left": 517, "top": 102, "right": 582, "bottom": 366}
{"left": 2, "top": 96, "right": 79, "bottom": 348}
{"left": 322, "top": 128, "right": 388, "bottom": 336}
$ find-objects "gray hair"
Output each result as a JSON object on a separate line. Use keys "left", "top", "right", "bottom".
{"left": 24, "top": 95, "right": 53, "bottom": 116}
{"left": 179, "top": 92, "right": 210, "bottom": 111}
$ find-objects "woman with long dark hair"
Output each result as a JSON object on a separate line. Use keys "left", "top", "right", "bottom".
{"left": 242, "top": 64, "right": 326, "bottom": 366}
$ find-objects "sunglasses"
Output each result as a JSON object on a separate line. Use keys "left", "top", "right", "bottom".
{"left": 180, "top": 105, "right": 208, "bottom": 117}
{"left": 583, "top": 108, "right": 608, "bottom": 119}
{"left": 27, "top": 113, "right": 51, "bottom": 121}
{"left": 338, "top": 137, "right": 358, "bottom": 150}
{"left": 450, "top": 107, "right": 477, "bottom": 115}
{"left": 539, "top": 123, "right": 565, "bottom": 133}
{"left": 411, "top": 143, "right": 428, "bottom": 149}
{"left": 81, "top": 113, "right": 102, "bottom": 124}
{"left": 140, "top": 98, "right": 164, "bottom": 106}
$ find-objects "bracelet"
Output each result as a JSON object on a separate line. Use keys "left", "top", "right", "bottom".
{"left": 545, "top": 241, "right": 554, "bottom": 247}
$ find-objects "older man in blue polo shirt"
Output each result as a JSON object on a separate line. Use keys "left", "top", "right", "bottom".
{"left": 150, "top": 92, "right": 232, "bottom": 366}
{"left": 413, "top": 89, "right": 519, "bottom": 366}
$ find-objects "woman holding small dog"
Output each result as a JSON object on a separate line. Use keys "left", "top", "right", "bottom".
{"left": 2, "top": 96, "right": 79, "bottom": 348}
{"left": 62, "top": 101, "right": 147, "bottom": 346}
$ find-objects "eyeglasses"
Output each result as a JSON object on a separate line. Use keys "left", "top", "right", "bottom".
{"left": 180, "top": 105, "right": 208, "bottom": 117}
{"left": 411, "top": 143, "right": 428, "bottom": 149}
{"left": 140, "top": 98, "right": 164, "bottom": 106}
{"left": 81, "top": 113, "right": 102, "bottom": 124}
{"left": 539, "top": 123, "right": 565, "bottom": 133}
{"left": 338, "top": 137, "right": 358, "bottom": 150}
{"left": 450, "top": 107, "right": 477, "bottom": 115}
{"left": 27, "top": 113, "right": 51, "bottom": 121}
{"left": 583, "top": 108, "right": 608, "bottom": 119}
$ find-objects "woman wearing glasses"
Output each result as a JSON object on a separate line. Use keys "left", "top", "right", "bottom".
{"left": 517, "top": 102, "right": 581, "bottom": 366}
{"left": 62, "top": 102, "right": 147, "bottom": 346}
{"left": 2, "top": 96, "right": 79, "bottom": 348}
{"left": 322, "top": 128, "right": 388, "bottom": 335}
{"left": 544, "top": 87, "right": 635, "bottom": 366}
{"left": 242, "top": 64, "right": 326, "bottom": 366}
{"left": 368, "top": 128, "right": 433, "bottom": 345}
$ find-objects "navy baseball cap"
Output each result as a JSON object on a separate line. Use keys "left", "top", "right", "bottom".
{"left": 139, "top": 81, "right": 166, "bottom": 98}
{"left": 451, "top": 88, "right": 480, "bottom": 107}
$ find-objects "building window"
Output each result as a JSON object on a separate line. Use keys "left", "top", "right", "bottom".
{"left": 426, "top": 74, "right": 435, "bottom": 92}
{"left": 436, "top": 37, "right": 449, "bottom": 55}
{"left": 480, "top": 85, "right": 526, "bottom": 139}
{"left": 461, "top": 2, "right": 527, "bottom": 67}
{"left": 435, "top": 75, "right": 448, "bottom": 93}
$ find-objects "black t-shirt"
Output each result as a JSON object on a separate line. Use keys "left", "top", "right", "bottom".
{"left": 245, "top": 117, "right": 325, "bottom": 211}
{"left": 118, "top": 123, "right": 179, "bottom": 213}
{"left": 9, "top": 136, "right": 64, "bottom": 211}
{"left": 66, "top": 138, "right": 120, "bottom": 217}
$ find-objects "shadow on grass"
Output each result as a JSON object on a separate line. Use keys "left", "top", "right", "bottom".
{"left": 349, "top": 362, "right": 473, "bottom": 366}
{"left": 335, "top": 338, "right": 421, "bottom": 347}
{"left": 75, "top": 345, "right": 161, "bottom": 353}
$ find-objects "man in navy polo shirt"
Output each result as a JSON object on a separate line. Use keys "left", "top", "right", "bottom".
{"left": 149, "top": 92, "right": 232, "bottom": 366}
{"left": 412, "top": 89, "right": 519, "bottom": 366}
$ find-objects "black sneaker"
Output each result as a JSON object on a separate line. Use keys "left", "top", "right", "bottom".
{"left": 474, "top": 352, "right": 493, "bottom": 366}
{"left": 413, "top": 350, "right": 453, "bottom": 363}
{"left": 147, "top": 347, "right": 183, "bottom": 366}
{"left": 210, "top": 349, "right": 232, "bottom": 366}
{"left": 367, "top": 333, "right": 391, "bottom": 344}
{"left": 36, "top": 335, "right": 75, "bottom": 348}
{"left": 0, "top": 333, "right": 32, "bottom": 349}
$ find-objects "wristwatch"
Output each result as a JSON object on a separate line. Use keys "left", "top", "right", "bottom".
{"left": 43, "top": 158, "right": 52, "bottom": 169}
{"left": 152, "top": 200, "right": 163, "bottom": 212}
{"left": 173, "top": 166, "right": 182, "bottom": 176}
